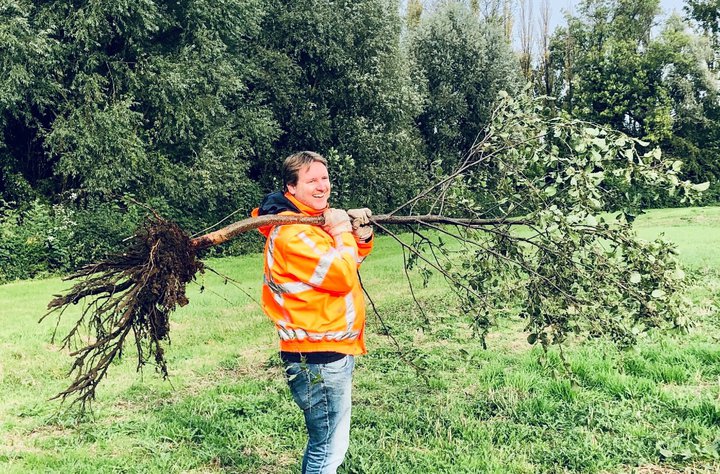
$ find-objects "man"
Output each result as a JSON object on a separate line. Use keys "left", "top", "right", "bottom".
{"left": 251, "top": 151, "right": 373, "bottom": 473}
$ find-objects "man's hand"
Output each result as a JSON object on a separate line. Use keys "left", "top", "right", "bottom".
{"left": 347, "top": 208, "right": 373, "bottom": 242}
{"left": 347, "top": 208, "right": 372, "bottom": 228}
{"left": 353, "top": 225, "right": 373, "bottom": 242}
{"left": 323, "top": 208, "right": 352, "bottom": 237}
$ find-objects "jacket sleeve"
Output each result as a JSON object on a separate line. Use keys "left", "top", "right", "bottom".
{"left": 356, "top": 235, "right": 373, "bottom": 262}
{"left": 274, "top": 226, "right": 360, "bottom": 294}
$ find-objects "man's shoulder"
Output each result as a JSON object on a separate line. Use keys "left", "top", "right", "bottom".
{"left": 273, "top": 223, "right": 329, "bottom": 247}
{"left": 257, "top": 192, "right": 300, "bottom": 216}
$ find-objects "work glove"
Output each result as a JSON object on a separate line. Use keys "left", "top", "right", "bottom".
{"left": 347, "top": 208, "right": 373, "bottom": 242}
{"left": 353, "top": 225, "right": 373, "bottom": 242}
{"left": 323, "top": 208, "right": 352, "bottom": 237}
{"left": 347, "top": 208, "right": 372, "bottom": 228}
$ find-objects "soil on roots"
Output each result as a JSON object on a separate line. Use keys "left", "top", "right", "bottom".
{"left": 132, "top": 218, "right": 203, "bottom": 339}
{"left": 44, "top": 216, "right": 204, "bottom": 412}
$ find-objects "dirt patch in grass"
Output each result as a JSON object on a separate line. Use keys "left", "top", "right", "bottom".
{"left": 604, "top": 464, "right": 720, "bottom": 474}
{"left": 632, "top": 464, "right": 720, "bottom": 473}
{"left": 1, "top": 432, "right": 44, "bottom": 456}
{"left": 659, "top": 380, "right": 720, "bottom": 399}
{"left": 8, "top": 423, "right": 78, "bottom": 454}
{"left": 220, "top": 346, "right": 279, "bottom": 382}
{"left": 132, "top": 344, "right": 280, "bottom": 408}
{"left": 485, "top": 328, "right": 533, "bottom": 353}
{"left": 239, "top": 443, "right": 297, "bottom": 474}
{"left": 634, "top": 466, "right": 683, "bottom": 473}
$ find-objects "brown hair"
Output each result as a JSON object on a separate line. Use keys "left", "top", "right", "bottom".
{"left": 282, "top": 151, "right": 328, "bottom": 191}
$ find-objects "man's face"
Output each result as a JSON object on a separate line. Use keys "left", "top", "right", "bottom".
{"left": 287, "top": 161, "right": 331, "bottom": 210}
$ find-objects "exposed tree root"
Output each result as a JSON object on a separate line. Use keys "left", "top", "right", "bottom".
{"left": 42, "top": 216, "right": 203, "bottom": 412}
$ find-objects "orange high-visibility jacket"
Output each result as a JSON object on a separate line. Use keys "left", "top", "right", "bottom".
{"left": 252, "top": 192, "right": 374, "bottom": 355}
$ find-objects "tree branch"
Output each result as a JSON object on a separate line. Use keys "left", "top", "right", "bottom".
{"left": 190, "top": 214, "right": 530, "bottom": 250}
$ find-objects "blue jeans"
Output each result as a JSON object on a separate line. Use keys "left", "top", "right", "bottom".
{"left": 284, "top": 355, "right": 355, "bottom": 474}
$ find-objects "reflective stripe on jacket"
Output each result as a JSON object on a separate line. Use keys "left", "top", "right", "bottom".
{"left": 252, "top": 193, "right": 373, "bottom": 355}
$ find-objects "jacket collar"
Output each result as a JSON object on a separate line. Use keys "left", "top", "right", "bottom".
{"left": 284, "top": 192, "right": 327, "bottom": 216}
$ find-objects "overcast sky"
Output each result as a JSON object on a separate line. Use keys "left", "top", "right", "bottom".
{"left": 544, "top": 0, "right": 687, "bottom": 32}
{"left": 400, "top": 1, "right": 692, "bottom": 48}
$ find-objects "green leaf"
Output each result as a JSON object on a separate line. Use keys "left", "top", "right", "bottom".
{"left": 629, "top": 272, "right": 641, "bottom": 284}
{"left": 544, "top": 186, "right": 557, "bottom": 197}
{"left": 651, "top": 289, "right": 666, "bottom": 298}
{"left": 659, "top": 448, "right": 674, "bottom": 459}
{"left": 691, "top": 182, "right": 710, "bottom": 192}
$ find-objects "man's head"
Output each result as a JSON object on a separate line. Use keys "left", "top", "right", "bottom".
{"left": 283, "top": 151, "right": 331, "bottom": 210}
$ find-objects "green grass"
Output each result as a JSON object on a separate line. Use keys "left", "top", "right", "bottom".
{"left": 2, "top": 207, "right": 720, "bottom": 473}
{"left": 633, "top": 206, "right": 720, "bottom": 268}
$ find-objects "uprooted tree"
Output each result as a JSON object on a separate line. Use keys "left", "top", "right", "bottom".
{"left": 43, "top": 93, "right": 706, "bottom": 412}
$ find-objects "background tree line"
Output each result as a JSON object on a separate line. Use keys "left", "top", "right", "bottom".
{"left": 0, "top": 0, "right": 718, "bottom": 281}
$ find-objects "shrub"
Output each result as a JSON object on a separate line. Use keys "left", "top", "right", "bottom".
{"left": 0, "top": 199, "right": 145, "bottom": 282}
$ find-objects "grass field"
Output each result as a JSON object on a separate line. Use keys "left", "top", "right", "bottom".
{"left": 1, "top": 207, "right": 720, "bottom": 473}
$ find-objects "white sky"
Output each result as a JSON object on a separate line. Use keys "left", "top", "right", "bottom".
{"left": 399, "top": 1, "right": 693, "bottom": 48}
{"left": 544, "top": 0, "right": 687, "bottom": 32}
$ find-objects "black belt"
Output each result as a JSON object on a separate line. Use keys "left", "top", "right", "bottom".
{"left": 280, "top": 351, "right": 346, "bottom": 364}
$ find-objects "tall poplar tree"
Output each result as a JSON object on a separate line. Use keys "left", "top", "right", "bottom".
{"left": 410, "top": 1, "right": 520, "bottom": 174}
{"left": 255, "top": 0, "right": 425, "bottom": 210}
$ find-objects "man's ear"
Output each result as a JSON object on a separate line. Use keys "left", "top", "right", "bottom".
{"left": 287, "top": 184, "right": 296, "bottom": 195}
